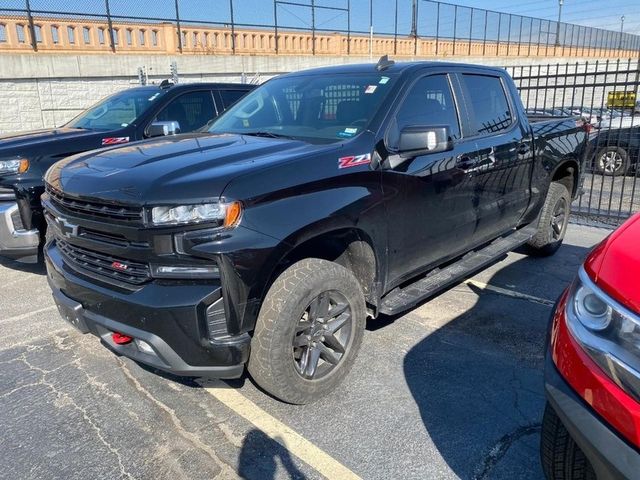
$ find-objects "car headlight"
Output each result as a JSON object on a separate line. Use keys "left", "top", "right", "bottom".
{"left": 149, "top": 201, "right": 242, "bottom": 227}
{"left": 566, "top": 267, "right": 640, "bottom": 401}
{"left": 0, "top": 158, "right": 29, "bottom": 176}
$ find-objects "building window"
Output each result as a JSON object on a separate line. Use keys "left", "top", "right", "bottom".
{"left": 111, "top": 28, "right": 118, "bottom": 45}
{"left": 51, "top": 25, "right": 59, "bottom": 44}
{"left": 151, "top": 30, "right": 158, "bottom": 46}
{"left": 16, "top": 24, "right": 25, "bottom": 43}
{"left": 126, "top": 28, "right": 132, "bottom": 46}
{"left": 180, "top": 30, "right": 186, "bottom": 47}
{"left": 0, "top": 24, "right": 6, "bottom": 43}
{"left": 203, "top": 32, "right": 209, "bottom": 47}
{"left": 67, "top": 26, "right": 75, "bottom": 44}
{"left": 34, "top": 24, "right": 42, "bottom": 43}
{"left": 138, "top": 29, "right": 145, "bottom": 46}
{"left": 192, "top": 31, "right": 198, "bottom": 46}
{"left": 83, "top": 26, "right": 90, "bottom": 44}
{"left": 98, "top": 28, "right": 105, "bottom": 45}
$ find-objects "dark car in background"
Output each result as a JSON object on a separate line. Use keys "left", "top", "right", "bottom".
{"left": 589, "top": 124, "right": 640, "bottom": 176}
{"left": 0, "top": 81, "right": 254, "bottom": 261}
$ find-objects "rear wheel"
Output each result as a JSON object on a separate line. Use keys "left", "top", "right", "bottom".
{"left": 526, "top": 182, "right": 570, "bottom": 256}
{"left": 540, "top": 403, "right": 596, "bottom": 480}
{"left": 594, "top": 146, "right": 629, "bottom": 176}
{"left": 248, "top": 258, "right": 366, "bottom": 404}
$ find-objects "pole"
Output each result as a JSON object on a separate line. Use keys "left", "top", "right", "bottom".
{"left": 369, "top": 0, "right": 373, "bottom": 59}
{"left": 619, "top": 16, "right": 625, "bottom": 50}
{"left": 311, "top": 0, "right": 315, "bottom": 55}
{"left": 106, "top": 0, "right": 116, "bottom": 53}
{"left": 394, "top": 0, "right": 398, "bottom": 55}
{"left": 274, "top": 0, "right": 278, "bottom": 53}
{"left": 555, "top": 0, "right": 563, "bottom": 46}
{"left": 230, "top": 0, "right": 235, "bottom": 54}
{"left": 347, "top": 0, "right": 351, "bottom": 54}
{"left": 25, "top": 0, "right": 37, "bottom": 51}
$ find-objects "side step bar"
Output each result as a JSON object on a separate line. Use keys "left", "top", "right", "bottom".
{"left": 379, "top": 225, "right": 537, "bottom": 316}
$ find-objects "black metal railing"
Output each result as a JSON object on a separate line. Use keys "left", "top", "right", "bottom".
{"left": 1, "top": 0, "right": 639, "bottom": 57}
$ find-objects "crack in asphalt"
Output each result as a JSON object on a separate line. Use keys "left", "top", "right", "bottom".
{"left": 472, "top": 423, "right": 542, "bottom": 480}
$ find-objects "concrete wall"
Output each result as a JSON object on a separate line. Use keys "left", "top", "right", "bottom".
{"left": 0, "top": 53, "right": 636, "bottom": 133}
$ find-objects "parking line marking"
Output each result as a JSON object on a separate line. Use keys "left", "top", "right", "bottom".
{"left": 200, "top": 382, "right": 362, "bottom": 480}
{"left": 0, "top": 305, "right": 57, "bottom": 325}
{"left": 463, "top": 279, "right": 555, "bottom": 306}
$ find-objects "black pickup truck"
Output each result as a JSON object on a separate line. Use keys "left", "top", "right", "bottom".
{"left": 43, "top": 59, "right": 588, "bottom": 404}
{"left": 0, "top": 81, "right": 254, "bottom": 261}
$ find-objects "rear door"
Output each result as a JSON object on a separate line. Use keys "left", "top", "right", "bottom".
{"left": 381, "top": 73, "right": 480, "bottom": 288}
{"left": 456, "top": 72, "right": 534, "bottom": 245}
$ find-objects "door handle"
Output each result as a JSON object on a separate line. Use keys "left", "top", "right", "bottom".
{"left": 517, "top": 142, "right": 531, "bottom": 155}
{"left": 456, "top": 155, "right": 478, "bottom": 171}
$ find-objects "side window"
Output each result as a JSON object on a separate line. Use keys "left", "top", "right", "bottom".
{"left": 388, "top": 74, "right": 460, "bottom": 149}
{"left": 219, "top": 89, "right": 248, "bottom": 109}
{"left": 153, "top": 91, "right": 216, "bottom": 133}
{"left": 460, "top": 74, "right": 512, "bottom": 135}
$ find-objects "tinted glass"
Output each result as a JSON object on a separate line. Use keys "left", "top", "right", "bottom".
{"left": 388, "top": 74, "right": 460, "bottom": 149}
{"left": 461, "top": 74, "right": 512, "bottom": 135}
{"left": 209, "top": 73, "right": 398, "bottom": 143}
{"left": 220, "top": 89, "right": 249, "bottom": 108}
{"left": 154, "top": 91, "right": 216, "bottom": 133}
{"left": 66, "top": 88, "right": 165, "bottom": 131}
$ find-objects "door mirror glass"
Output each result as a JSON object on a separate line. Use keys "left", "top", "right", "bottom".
{"left": 147, "top": 121, "right": 180, "bottom": 138}
{"left": 398, "top": 125, "right": 452, "bottom": 156}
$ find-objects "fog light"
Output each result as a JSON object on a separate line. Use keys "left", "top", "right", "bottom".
{"left": 135, "top": 339, "right": 155, "bottom": 355}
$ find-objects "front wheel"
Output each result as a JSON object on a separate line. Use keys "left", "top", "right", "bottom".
{"left": 594, "top": 146, "right": 629, "bottom": 176}
{"left": 248, "top": 258, "right": 366, "bottom": 404}
{"left": 526, "top": 182, "right": 571, "bottom": 256}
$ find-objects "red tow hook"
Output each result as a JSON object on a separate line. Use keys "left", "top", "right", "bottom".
{"left": 112, "top": 332, "right": 133, "bottom": 345}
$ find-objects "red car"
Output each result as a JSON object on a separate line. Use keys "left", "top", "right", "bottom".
{"left": 543, "top": 213, "right": 640, "bottom": 479}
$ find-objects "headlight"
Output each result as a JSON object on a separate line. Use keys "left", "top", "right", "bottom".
{"left": 0, "top": 158, "right": 29, "bottom": 176}
{"left": 566, "top": 267, "right": 640, "bottom": 401}
{"left": 149, "top": 201, "right": 242, "bottom": 227}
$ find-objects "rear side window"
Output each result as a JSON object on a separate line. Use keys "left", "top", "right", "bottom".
{"left": 460, "top": 74, "right": 512, "bottom": 135}
{"left": 388, "top": 74, "right": 461, "bottom": 149}
{"left": 154, "top": 91, "right": 216, "bottom": 133}
{"left": 219, "top": 89, "right": 248, "bottom": 108}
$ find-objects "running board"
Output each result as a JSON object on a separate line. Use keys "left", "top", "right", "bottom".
{"left": 379, "top": 225, "right": 537, "bottom": 316}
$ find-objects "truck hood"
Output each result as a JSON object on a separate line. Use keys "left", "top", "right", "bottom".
{"left": 47, "top": 133, "right": 327, "bottom": 204}
{"left": 0, "top": 127, "right": 99, "bottom": 152}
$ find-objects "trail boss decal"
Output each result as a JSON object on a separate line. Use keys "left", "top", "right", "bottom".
{"left": 338, "top": 153, "right": 371, "bottom": 169}
{"left": 102, "top": 137, "right": 130, "bottom": 146}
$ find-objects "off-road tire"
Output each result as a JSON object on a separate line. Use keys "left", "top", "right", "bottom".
{"left": 541, "top": 403, "right": 596, "bottom": 480}
{"left": 526, "top": 182, "right": 571, "bottom": 256}
{"left": 594, "top": 146, "right": 629, "bottom": 177}
{"left": 248, "top": 258, "right": 366, "bottom": 404}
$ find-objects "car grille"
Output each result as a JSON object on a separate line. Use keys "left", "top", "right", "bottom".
{"left": 57, "top": 240, "right": 151, "bottom": 285}
{"left": 46, "top": 185, "right": 142, "bottom": 222}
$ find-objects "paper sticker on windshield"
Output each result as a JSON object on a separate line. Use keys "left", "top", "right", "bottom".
{"left": 379, "top": 77, "right": 390, "bottom": 84}
{"left": 102, "top": 136, "right": 130, "bottom": 146}
{"left": 338, "top": 153, "right": 371, "bottom": 169}
{"left": 364, "top": 85, "right": 377, "bottom": 94}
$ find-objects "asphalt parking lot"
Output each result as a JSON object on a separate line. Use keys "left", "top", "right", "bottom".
{"left": 0, "top": 224, "right": 609, "bottom": 480}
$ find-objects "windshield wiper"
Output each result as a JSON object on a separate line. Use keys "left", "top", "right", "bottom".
{"left": 241, "top": 131, "right": 296, "bottom": 140}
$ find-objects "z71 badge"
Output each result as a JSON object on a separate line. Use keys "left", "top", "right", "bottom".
{"left": 338, "top": 153, "right": 371, "bottom": 169}
{"left": 102, "top": 137, "right": 130, "bottom": 146}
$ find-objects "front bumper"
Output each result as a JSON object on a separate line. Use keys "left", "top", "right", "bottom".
{"left": 545, "top": 353, "right": 640, "bottom": 480}
{"left": 0, "top": 202, "right": 39, "bottom": 258}
{"left": 45, "top": 241, "right": 249, "bottom": 379}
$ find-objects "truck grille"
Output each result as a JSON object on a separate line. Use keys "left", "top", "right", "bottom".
{"left": 46, "top": 185, "right": 142, "bottom": 222}
{"left": 57, "top": 240, "right": 151, "bottom": 285}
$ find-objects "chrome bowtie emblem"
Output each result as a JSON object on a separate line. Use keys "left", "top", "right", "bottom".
{"left": 57, "top": 217, "right": 79, "bottom": 238}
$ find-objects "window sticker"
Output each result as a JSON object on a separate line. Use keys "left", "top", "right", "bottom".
{"left": 379, "top": 77, "right": 390, "bottom": 84}
{"left": 242, "top": 119, "right": 250, "bottom": 127}
{"left": 364, "top": 85, "right": 377, "bottom": 94}
{"left": 337, "top": 127, "right": 358, "bottom": 139}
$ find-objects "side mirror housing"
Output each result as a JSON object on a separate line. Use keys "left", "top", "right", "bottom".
{"left": 398, "top": 125, "right": 453, "bottom": 157}
{"left": 147, "top": 121, "right": 181, "bottom": 138}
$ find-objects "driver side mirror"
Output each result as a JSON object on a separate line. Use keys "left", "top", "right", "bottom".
{"left": 398, "top": 125, "right": 453, "bottom": 157}
{"left": 147, "top": 121, "right": 181, "bottom": 138}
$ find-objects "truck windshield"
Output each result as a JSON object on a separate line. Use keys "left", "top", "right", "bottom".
{"left": 208, "top": 73, "right": 397, "bottom": 143}
{"left": 66, "top": 88, "right": 165, "bottom": 131}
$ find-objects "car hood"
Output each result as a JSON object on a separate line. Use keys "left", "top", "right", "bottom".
{"left": 46, "top": 133, "right": 327, "bottom": 204}
{"left": 585, "top": 213, "right": 640, "bottom": 314}
{"left": 0, "top": 127, "right": 99, "bottom": 151}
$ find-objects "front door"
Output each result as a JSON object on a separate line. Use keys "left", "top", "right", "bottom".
{"left": 381, "top": 73, "right": 480, "bottom": 289}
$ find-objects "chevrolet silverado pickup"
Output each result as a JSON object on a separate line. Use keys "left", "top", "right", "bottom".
{"left": 0, "top": 81, "right": 253, "bottom": 261}
{"left": 43, "top": 59, "right": 588, "bottom": 404}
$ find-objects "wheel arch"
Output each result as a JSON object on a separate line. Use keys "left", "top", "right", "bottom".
{"left": 551, "top": 158, "right": 580, "bottom": 198}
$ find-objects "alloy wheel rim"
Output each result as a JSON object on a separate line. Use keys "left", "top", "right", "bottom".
{"left": 292, "top": 291, "right": 353, "bottom": 380}
{"left": 550, "top": 196, "right": 568, "bottom": 241}
{"left": 599, "top": 151, "right": 622, "bottom": 173}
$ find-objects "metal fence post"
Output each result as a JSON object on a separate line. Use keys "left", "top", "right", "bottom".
{"left": 506, "top": 14, "right": 512, "bottom": 56}
{"left": 311, "top": 0, "right": 315, "bottom": 55}
{"left": 517, "top": 16, "right": 523, "bottom": 56}
{"left": 25, "top": 0, "right": 37, "bottom": 52}
{"left": 229, "top": 0, "right": 235, "bottom": 54}
{"left": 468, "top": 8, "right": 473, "bottom": 56}
{"left": 452, "top": 5, "right": 457, "bottom": 55}
{"left": 394, "top": 0, "right": 398, "bottom": 55}
{"left": 413, "top": 0, "right": 419, "bottom": 56}
{"left": 482, "top": 9, "right": 487, "bottom": 55}
{"left": 496, "top": 13, "right": 501, "bottom": 56}
{"left": 274, "top": 0, "right": 278, "bottom": 53}
{"left": 435, "top": 2, "right": 440, "bottom": 56}
{"left": 347, "top": 0, "right": 351, "bottom": 55}
{"left": 105, "top": 0, "right": 116, "bottom": 53}
{"left": 173, "top": 0, "right": 182, "bottom": 53}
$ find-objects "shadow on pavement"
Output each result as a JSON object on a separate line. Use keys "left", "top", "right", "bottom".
{"left": 238, "top": 430, "right": 307, "bottom": 480}
{"left": 0, "top": 254, "right": 46, "bottom": 275}
{"left": 403, "top": 244, "right": 591, "bottom": 480}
